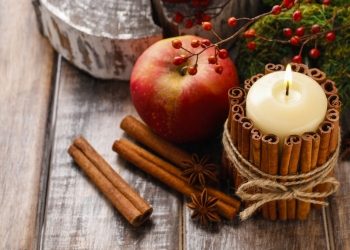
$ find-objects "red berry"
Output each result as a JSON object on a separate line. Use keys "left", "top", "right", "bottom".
{"left": 246, "top": 41, "right": 256, "bottom": 50}
{"left": 214, "top": 65, "right": 223, "bottom": 74}
{"left": 296, "top": 27, "right": 305, "bottom": 36}
{"left": 200, "top": 39, "right": 211, "bottom": 48}
{"left": 201, "top": 0, "right": 210, "bottom": 7}
{"left": 326, "top": 32, "right": 335, "bottom": 42}
{"left": 293, "top": 55, "right": 303, "bottom": 63}
{"left": 283, "top": 28, "right": 293, "bottom": 37}
{"left": 290, "top": 36, "right": 301, "bottom": 46}
{"left": 244, "top": 29, "right": 256, "bottom": 39}
{"left": 195, "top": 16, "right": 203, "bottom": 25}
{"left": 305, "top": 0, "right": 312, "bottom": 3}
{"left": 312, "top": 24, "right": 321, "bottom": 34}
{"left": 228, "top": 17, "right": 238, "bottom": 27}
{"left": 180, "top": 55, "right": 188, "bottom": 63}
{"left": 188, "top": 66, "right": 197, "bottom": 75}
{"left": 323, "top": 0, "right": 331, "bottom": 5}
{"left": 271, "top": 5, "right": 282, "bottom": 15}
{"left": 202, "top": 14, "right": 211, "bottom": 22}
{"left": 218, "top": 49, "right": 229, "bottom": 59}
{"left": 173, "top": 56, "right": 184, "bottom": 66}
{"left": 191, "top": 39, "right": 200, "bottom": 48}
{"left": 185, "top": 20, "right": 194, "bottom": 29}
{"left": 208, "top": 55, "right": 217, "bottom": 64}
{"left": 309, "top": 48, "right": 320, "bottom": 59}
{"left": 202, "top": 22, "right": 212, "bottom": 31}
{"left": 191, "top": 0, "right": 200, "bottom": 7}
{"left": 173, "top": 12, "right": 184, "bottom": 23}
{"left": 283, "top": 0, "right": 295, "bottom": 9}
{"left": 292, "top": 10, "right": 302, "bottom": 22}
{"left": 172, "top": 39, "right": 182, "bottom": 49}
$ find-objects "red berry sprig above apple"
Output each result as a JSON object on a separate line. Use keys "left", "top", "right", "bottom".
{"left": 171, "top": 0, "right": 350, "bottom": 74}
{"left": 172, "top": 0, "right": 231, "bottom": 29}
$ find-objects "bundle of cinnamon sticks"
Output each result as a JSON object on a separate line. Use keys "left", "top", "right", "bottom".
{"left": 222, "top": 63, "right": 341, "bottom": 221}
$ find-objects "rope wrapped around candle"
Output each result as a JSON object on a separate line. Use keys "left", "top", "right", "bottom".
{"left": 222, "top": 120, "right": 340, "bottom": 220}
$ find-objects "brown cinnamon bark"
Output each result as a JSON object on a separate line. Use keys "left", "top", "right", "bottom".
{"left": 222, "top": 105, "right": 244, "bottom": 181}
{"left": 227, "top": 87, "right": 246, "bottom": 130}
{"left": 307, "top": 68, "right": 326, "bottom": 84}
{"left": 68, "top": 137, "right": 153, "bottom": 226}
{"left": 327, "top": 94, "right": 342, "bottom": 114}
{"left": 117, "top": 138, "right": 240, "bottom": 210}
{"left": 279, "top": 135, "right": 301, "bottom": 220}
{"left": 244, "top": 79, "right": 252, "bottom": 94}
{"left": 313, "top": 121, "right": 334, "bottom": 210}
{"left": 297, "top": 133, "right": 319, "bottom": 220}
{"left": 326, "top": 109, "right": 340, "bottom": 154}
{"left": 321, "top": 79, "right": 338, "bottom": 97}
{"left": 112, "top": 140, "right": 240, "bottom": 220}
{"left": 290, "top": 63, "right": 309, "bottom": 75}
{"left": 237, "top": 117, "right": 254, "bottom": 203}
{"left": 120, "top": 115, "right": 192, "bottom": 169}
{"left": 265, "top": 63, "right": 285, "bottom": 74}
{"left": 261, "top": 134, "right": 279, "bottom": 221}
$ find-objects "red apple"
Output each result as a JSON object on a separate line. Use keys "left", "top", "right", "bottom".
{"left": 130, "top": 35, "right": 239, "bottom": 143}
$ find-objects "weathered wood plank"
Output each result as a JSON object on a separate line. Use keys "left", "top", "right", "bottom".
{"left": 37, "top": 0, "right": 162, "bottom": 80}
{"left": 0, "top": 0, "right": 55, "bottom": 249}
{"left": 42, "top": 60, "right": 181, "bottom": 249}
{"left": 329, "top": 110, "right": 350, "bottom": 250}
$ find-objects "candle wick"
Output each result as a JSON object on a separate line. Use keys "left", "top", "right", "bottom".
{"left": 286, "top": 81, "right": 290, "bottom": 96}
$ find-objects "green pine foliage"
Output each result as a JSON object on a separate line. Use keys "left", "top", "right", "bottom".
{"left": 235, "top": 3, "right": 350, "bottom": 111}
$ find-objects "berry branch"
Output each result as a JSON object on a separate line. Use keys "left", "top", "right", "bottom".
{"left": 171, "top": 0, "right": 350, "bottom": 76}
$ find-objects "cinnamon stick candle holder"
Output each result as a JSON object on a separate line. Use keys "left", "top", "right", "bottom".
{"left": 221, "top": 63, "right": 341, "bottom": 221}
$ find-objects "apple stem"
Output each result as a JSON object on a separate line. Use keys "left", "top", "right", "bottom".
{"left": 180, "top": 66, "right": 188, "bottom": 76}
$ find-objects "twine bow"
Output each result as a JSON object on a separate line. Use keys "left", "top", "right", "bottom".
{"left": 222, "top": 120, "right": 341, "bottom": 220}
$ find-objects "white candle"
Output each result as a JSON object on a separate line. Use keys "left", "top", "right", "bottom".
{"left": 246, "top": 65, "right": 327, "bottom": 145}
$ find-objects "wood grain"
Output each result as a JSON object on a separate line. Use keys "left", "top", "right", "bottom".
{"left": 0, "top": 0, "right": 54, "bottom": 249}
{"left": 328, "top": 110, "right": 350, "bottom": 250}
{"left": 41, "top": 60, "right": 181, "bottom": 249}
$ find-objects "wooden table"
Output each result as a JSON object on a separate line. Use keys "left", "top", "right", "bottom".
{"left": 1, "top": 1, "right": 350, "bottom": 249}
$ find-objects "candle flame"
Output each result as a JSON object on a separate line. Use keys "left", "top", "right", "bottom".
{"left": 284, "top": 64, "right": 292, "bottom": 96}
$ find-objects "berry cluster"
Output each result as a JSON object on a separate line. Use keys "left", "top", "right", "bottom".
{"left": 171, "top": 0, "right": 350, "bottom": 75}
{"left": 171, "top": 38, "right": 228, "bottom": 75}
{"left": 173, "top": 0, "right": 230, "bottom": 29}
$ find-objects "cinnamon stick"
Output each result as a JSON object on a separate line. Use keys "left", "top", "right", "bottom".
{"left": 222, "top": 105, "right": 244, "bottom": 181}
{"left": 247, "top": 128, "right": 262, "bottom": 212}
{"left": 68, "top": 137, "right": 153, "bottom": 226}
{"left": 290, "top": 63, "right": 309, "bottom": 75}
{"left": 279, "top": 135, "right": 301, "bottom": 220}
{"left": 120, "top": 115, "right": 192, "bottom": 169}
{"left": 327, "top": 94, "right": 342, "bottom": 114}
{"left": 326, "top": 109, "right": 340, "bottom": 154}
{"left": 307, "top": 68, "right": 326, "bottom": 84}
{"left": 297, "top": 133, "right": 319, "bottom": 220}
{"left": 244, "top": 79, "right": 252, "bottom": 94}
{"left": 261, "top": 134, "right": 279, "bottom": 220}
{"left": 117, "top": 138, "right": 240, "bottom": 210}
{"left": 265, "top": 63, "right": 284, "bottom": 74}
{"left": 313, "top": 121, "right": 334, "bottom": 210}
{"left": 321, "top": 79, "right": 338, "bottom": 97}
{"left": 227, "top": 87, "right": 246, "bottom": 130}
{"left": 112, "top": 140, "right": 240, "bottom": 220}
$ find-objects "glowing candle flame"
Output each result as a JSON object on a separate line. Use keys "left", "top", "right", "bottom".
{"left": 284, "top": 64, "right": 292, "bottom": 96}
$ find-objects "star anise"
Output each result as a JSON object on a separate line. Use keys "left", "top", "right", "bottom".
{"left": 187, "top": 188, "right": 221, "bottom": 225}
{"left": 181, "top": 154, "right": 218, "bottom": 187}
